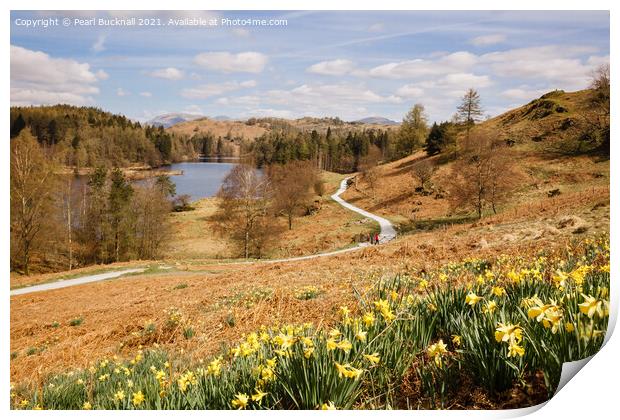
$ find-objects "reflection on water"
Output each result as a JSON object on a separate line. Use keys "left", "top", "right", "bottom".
{"left": 68, "top": 158, "right": 246, "bottom": 203}
{"left": 163, "top": 160, "right": 237, "bottom": 201}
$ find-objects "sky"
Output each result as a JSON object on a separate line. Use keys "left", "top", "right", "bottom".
{"left": 10, "top": 10, "right": 610, "bottom": 123}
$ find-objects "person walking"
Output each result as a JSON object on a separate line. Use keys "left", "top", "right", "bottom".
{"left": 374, "top": 233, "right": 380, "bottom": 245}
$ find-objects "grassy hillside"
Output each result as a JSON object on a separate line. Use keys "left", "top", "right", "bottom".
{"left": 343, "top": 89, "right": 609, "bottom": 234}
{"left": 9, "top": 89, "right": 609, "bottom": 410}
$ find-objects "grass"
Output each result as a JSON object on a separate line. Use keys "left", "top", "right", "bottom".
{"left": 69, "top": 317, "right": 84, "bottom": 327}
{"left": 10, "top": 236, "right": 609, "bottom": 410}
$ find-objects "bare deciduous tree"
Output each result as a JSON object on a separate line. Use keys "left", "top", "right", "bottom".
{"left": 411, "top": 160, "right": 436, "bottom": 190}
{"left": 447, "top": 130, "right": 518, "bottom": 219}
{"left": 268, "top": 161, "right": 318, "bottom": 230}
{"left": 214, "top": 164, "right": 276, "bottom": 258}
{"left": 10, "top": 129, "right": 57, "bottom": 275}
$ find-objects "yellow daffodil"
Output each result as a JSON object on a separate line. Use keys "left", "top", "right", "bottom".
{"left": 452, "top": 335, "right": 462, "bottom": 347}
{"left": 83, "top": 401, "right": 92, "bottom": 410}
{"left": 321, "top": 401, "right": 337, "bottom": 410}
{"left": 483, "top": 300, "right": 497, "bottom": 313}
{"left": 362, "top": 312, "right": 375, "bottom": 327}
{"left": 207, "top": 358, "right": 222, "bottom": 376}
{"left": 231, "top": 393, "right": 249, "bottom": 409}
{"left": 132, "top": 391, "right": 144, "bottom": 407}
{"left": 304, "top": 347, "right": 315, "bottom": 359}
{"left": 427, "top": 339, "right": 448, "bottom": 367}
{"left": 363, "top": 353, "right": 380, "bottom": 365}
{"left": 326, "top": 338, "right": 338, "bottom": 351}
{"left": 565, "top": 322, "right": 575, "bottom": 333}
{"left": 334, "top": 362, "right": 363, "bottom": 380}
{"left": 579, "top": 294, "right": 606, "bottom": 318}
{"left": 114, "top": 390, "right": 125, "bottom": 402}
{"left": 494, "top": 323, "right": 522, "bottom": 344}
{"left": 492, "top": 286, "right": 506, "bottom": 297}
{"left": 336, "top": 339, "right": 352, "bottom": 353}
{"left": 507, "top": 341, "right": 525, "bottom": 358}
{"left": 465, "top": 292, "right": 482, "bottom": 307}
{"left": 251, "top": 389, "right": 268, "bottom": 403}
{"left": 355, "top": 330, "right": 367, "bottom": 342}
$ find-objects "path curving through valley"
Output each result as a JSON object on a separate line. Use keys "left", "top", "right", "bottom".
{"left": 11, "top": 177, "right": 396, "bottom": 295}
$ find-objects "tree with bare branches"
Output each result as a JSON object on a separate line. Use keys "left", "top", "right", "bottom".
{"left": 268, "top": 161, "right": 318, "bottom": 230}
{"left": 447, "top": 130, "right": 518, "bottom": 219}
{"left": 10, "top": 129, "right": 57, "bottom": 274}
{"left": 214, "top": 165, "right": 276, "bottom": 258}
{"left": 411, "top": 160, "right": 436, "bottom": 191}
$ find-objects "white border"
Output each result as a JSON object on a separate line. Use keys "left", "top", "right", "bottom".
{"left": 3, "top": 1, "right": 617, "bottom": 419}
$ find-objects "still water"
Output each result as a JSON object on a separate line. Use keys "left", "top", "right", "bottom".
{"left": 163, "top": 158, "right": 239, "bottom": 202}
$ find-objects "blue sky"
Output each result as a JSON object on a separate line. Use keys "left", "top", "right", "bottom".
{"left": 10, "top": 10, "right": 609, "bottom": 123}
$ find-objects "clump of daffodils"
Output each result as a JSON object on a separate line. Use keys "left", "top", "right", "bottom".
{"left": 495, "top": 323, "right": 525, "bottom": 358}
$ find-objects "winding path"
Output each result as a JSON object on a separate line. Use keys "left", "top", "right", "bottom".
{"left": 10, "top": 177, "right": 396, "bottom": 296}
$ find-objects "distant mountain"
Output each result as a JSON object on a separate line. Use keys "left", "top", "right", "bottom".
{"left": 354, "top": 116, "right": 399, "bottom": 125}
{"left": 212, "top": 115, "right": 231, "bottom": 121}
{"left": 147, "top": 113, "right": 205, "bottom": 128}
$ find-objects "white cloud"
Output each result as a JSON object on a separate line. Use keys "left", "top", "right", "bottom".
{"left": 240, "top": 80, "right": 257, "bottom": 88}
{"left": 246, "top": 108, "right": 294, "bottom": 119}
{"left": 92, "top": 35, "right": 106, "bottom": 52}
{"left": 500, "top": 88, "right": 547, "bottom": 101}
{"left": 183, "top": 105, "right": 204, "bottom": 115}
{"left": 116, "top": 88, "right": 129, "bottom": 96}
{"left": 95, "top": 69, "right": 109, "bottom": 80}
{"left": 194, "top": 51, "right": 268, "bottom": 73}
{"left": 181, "top": 80, "right": 256, "bottom": 99}
{"left": 307, "top": 59, "right": 355, "bottom": 76}
{"left": 10, "top": 45, "right": 104, "bottom": 106}
{"left": 139, "top": 91, "right": 152, "bottom": 97}
{"left": 395, "top": 85, "right": 424, "bottom": 98}
{"left": 480, "top": 45, "right": 602, "bottom": 90}
{"left": 369, "top": 51, "right": 477, "bottom": 79}
{"left": 149, "top": 67, "right": 184, "bottom": 80}
{"left": 216, "top": 95, "right": 261, "bottom": 107}
{"left": 470, "top": 34, "right": 506, "bottom": 46}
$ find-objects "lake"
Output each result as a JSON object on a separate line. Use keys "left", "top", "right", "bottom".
{"left": 163, "top": 157, "right": 240, "bottom": 202}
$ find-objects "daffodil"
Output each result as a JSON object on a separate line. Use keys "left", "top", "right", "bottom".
{"left": 326, "top": 338, "right": 338, "bottom": 351}
{"left": 427, "top": 339, "right": 448, "bottom": 367}
{"left": 82, "top": 401, "right": 92, "bottom": 410}
{"left": 336, "top": 339, "right": 352, "bottom": 353}
{"left": 355, "top": 330, "right": 367, "bottom": 342}
{"left": 114, "top": 390, "right": 125, "bottom": 402}
{"left": 231, "top": 393, "right": 249, "bottom": 409}
{"left": 304, "top": 347, "right": 315, "bottom": 359}
{"left": 363, "top": 353, "right": 380, "bottom": 365}
{"left": 362, "top": 312, "right": 375, "bottom": 327}
{"left": 334, "top": 362, "right": 363, "bottom": 380}
{"left": 207, "top": 358, "right": 222, "bottom": 376}
{"left": 494, "top": 323, "right": 522, "bottom": 344}
{"left": 579, "top": 294, "right": 606, "bottom": 318}
{"left": 132, "top": 391, "right": 144, "bottom": 407}
{"left": 465, "top": 292, "right": 482, "bottom": 307}
{"left": 507, "top": 341, "right": 525, "bottom": 358}
{"left": 251, "top": 389, "right": 268, "bottom": 404}
{"left": 492, "top": 286, "right": 506, "bottom": 297}
{"left": 452, "top": 335, "right": 462, "bottom": 347}
{"left": 321, "top": 401, "right": 337, "bottom": 410}
{"left": 483, "top": 300, "right": 497, "bottom": 313}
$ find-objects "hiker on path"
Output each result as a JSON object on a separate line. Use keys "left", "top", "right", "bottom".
{"left": 374, "top": 233, "right": 380, "bottom": 245}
